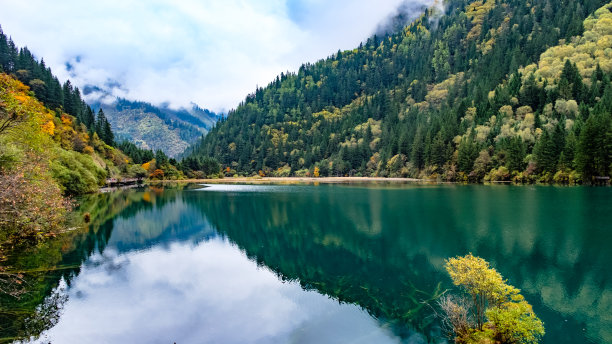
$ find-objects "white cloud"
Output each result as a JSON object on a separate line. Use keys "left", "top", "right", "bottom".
{"left": 0, "top": 0, "right": 431, "bottom": 112}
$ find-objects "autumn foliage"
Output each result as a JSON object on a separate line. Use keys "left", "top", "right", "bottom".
{"left": 0, "top": 157, "right": 71, "bottom": 247}
{"left": 440, "top": 254, "right": 544, "bottom": 344}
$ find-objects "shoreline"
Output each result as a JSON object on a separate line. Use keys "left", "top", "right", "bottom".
{"left": 150, "top": 176, "right": 427, "bottom": 185}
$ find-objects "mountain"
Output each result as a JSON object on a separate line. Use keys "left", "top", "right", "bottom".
{"left": 89, "top": 96, "right": 221, "bottom": 158}
{"left": 0, "top": 26, "right": 220, "bottom": 159}
{"left": 188, "top": 0, "right": 612, "bottom": 183}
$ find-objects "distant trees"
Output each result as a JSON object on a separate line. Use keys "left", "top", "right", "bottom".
{"left": 95, "top": 109, "right": 114, "bottom": 146}
{"left": 439, "top": 254, "right": 544, "bottom": 344}
{"left": 180, "top": 156, "right": 221, "bottom": 178}
{"left": 117, "top": 141, "right": 154, "bottom": 164}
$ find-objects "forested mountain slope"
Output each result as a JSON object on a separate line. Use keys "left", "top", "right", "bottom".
{"left": 190, "top": 0, "right": 612, "bottom": 183}
{"left": 0, "top": 27, "right": 116, "bottom": 147}
{"left": 95, "top": 98, "right": 220, "bottom": 158}
{"left": 0, "top": 73, "right": 149, "bottom": 251}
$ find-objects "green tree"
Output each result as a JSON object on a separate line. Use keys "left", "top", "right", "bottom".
{"left": 534, "top": 131, "right": 557, "bottom": 173}
{"left": 576, "top": 113, "right": 612, "bottom": 181}
{"left": 457, "top": 138, "right": 479, "bottom": 172}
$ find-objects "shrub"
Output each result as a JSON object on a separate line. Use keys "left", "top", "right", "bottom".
{"left": 51, "top": 149, "right": 106, "bottom": 195}
{"left": 0, "top": 157, "right": 71, "bottom": 247}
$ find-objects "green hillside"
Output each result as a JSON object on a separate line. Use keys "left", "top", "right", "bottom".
{"left": 190, "top": 0, "right": 612, "bottom": 183}
{"left": 98, "top": 99, "right": 220, "bottom": 158}
{"left": 0, "top": 73, "right": 150, "bottom": 252}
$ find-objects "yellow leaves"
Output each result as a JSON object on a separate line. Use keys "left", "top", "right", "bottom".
{"left": 444, "top": 253, "right": 545, "bottom": 344}
{"left": 445, "top": 253, "right": 507, "bottom": 299}
{"left": 41, "top": 120, "right": 55, "bottom": 135}
{"left": 498, "top": 105, "right": 513, "bottom": 118}
{"left": 13, "top": 94, "right": 28, "bottom": 103}
{"left": 60, "top": 114, "right": 72, "bottom": 126}
{"left": 465, "top": 0, "right": 496, "bottom": 41}
{"left": 464, "top": 106, "right": 478, "bottom": 123}
{"left": 554, "top": 99, "right": 579, "bottom": 118}
{"left": 142, "top": 161, "right": 152, "bottom": 171}
{"left": 515, "top": 106, "right": 533, "bottom": 119}
{"left": 593, "top": 16, "right": 612, "bottom": 36}
{"left": 313, "top": 166, "right": 320, "bottom": 178}
{"left": 523, "top": 2, "right": 612, "bottom": 84}
{"left": 475, "top": 125, "right": 491, "bottom": 143}
{"left": 426, "top": 72, "right": 465, "bottom": 108}
{"left": 354, "top": 119, "right": 382, "bottom": 136}
{"left": 83, "top": 146, "right": 94, "bottom": 155}
{"left": 520, "top": 113, "right": 535, "bottom": 130}
{"left": 597, "top": 35, "right": 612, "bottom": 51}
{"left": 268, "top": 128, "right": 288, "bottom": 148}
{"left": 313, "top": 107, "right": 342, "bottom": 121}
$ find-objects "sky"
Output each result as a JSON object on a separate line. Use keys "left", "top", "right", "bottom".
{"left": 0, "top": 0, "right": 433, "bottom": 112}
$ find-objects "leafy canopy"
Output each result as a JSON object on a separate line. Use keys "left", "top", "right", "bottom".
{"left": 442, "top": 254, "right": 544, "bottom": 344}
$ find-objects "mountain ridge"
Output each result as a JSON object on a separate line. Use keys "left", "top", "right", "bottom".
{"left": 187, "top": 0, "right": 612, "bottom": 183}
{"left": 86, "top": 91, "right": 221, "bottom": 158}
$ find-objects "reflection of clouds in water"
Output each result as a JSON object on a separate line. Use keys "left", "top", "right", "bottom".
{"left": 38, "top": 239, "right": 400, "bottom": 344}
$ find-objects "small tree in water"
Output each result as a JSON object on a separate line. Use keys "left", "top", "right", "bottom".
{"left": 439, "top": 253, "right": 544, "bottom": 344}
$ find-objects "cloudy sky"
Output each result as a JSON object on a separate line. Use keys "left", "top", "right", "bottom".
{"left": 0, "top": 0, "right": 431, "bottom": 112}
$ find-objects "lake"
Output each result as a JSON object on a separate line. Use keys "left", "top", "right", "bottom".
{"left": 1, "top": 183, "right": 610, "bottom": 343}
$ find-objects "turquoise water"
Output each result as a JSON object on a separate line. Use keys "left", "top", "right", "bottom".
{"left": 3, "top": 184, "right": 611, "bottom": 343}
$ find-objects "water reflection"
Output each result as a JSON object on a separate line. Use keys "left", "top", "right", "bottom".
{"left": 41, "top": 240, "right": 400, "bottom": 344}
{"left": 186, "top": 184, "right": 611, "bottom": 343}
{"left": 2, "top": 184, "right": 610, "bottom": 344}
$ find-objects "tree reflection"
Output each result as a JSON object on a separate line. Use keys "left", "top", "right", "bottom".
{"left": 2, "top": 185, "right": 610, "bottom": 343}
{"left": 185, "top": 185, "right": 611, "bottom": 343}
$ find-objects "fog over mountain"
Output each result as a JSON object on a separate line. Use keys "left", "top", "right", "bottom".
{"left": 0, "top": 0, "right": 434, "bottom": 112}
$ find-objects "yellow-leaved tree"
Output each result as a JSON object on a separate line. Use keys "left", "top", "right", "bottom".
{"left": 439, "top": 253, "right": 544, "bottom": 344}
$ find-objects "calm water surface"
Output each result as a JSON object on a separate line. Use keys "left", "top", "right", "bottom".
{"left": 2, "top": 184, "right": 611, "bottom": 343}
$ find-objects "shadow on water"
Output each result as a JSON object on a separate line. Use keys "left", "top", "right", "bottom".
{"left": 1, "top": 184, "right": 610, "bottom": 343}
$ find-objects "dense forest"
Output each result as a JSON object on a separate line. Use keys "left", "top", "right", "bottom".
{"left": 190, "top": 0, "right": 612, "bottom": 183}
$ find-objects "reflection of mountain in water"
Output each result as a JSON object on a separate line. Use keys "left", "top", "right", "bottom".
{"left": 3, "top": 185, "right": 610, "bottom": 344}
{"left": 106, "top": 190, "right": 217, "bottom": 253}
{"left": 185, "top": 185, "right": 612, "bottom": 344}
{"left": 0, "top": 186, "right": 214, "bottom": 342}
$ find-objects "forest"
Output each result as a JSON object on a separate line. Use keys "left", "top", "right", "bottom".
{"left": 0, "top": 28, "right": 189, "bottom": 255}
{"left": 190, "top": 0, "right": 612, "bottom": 183}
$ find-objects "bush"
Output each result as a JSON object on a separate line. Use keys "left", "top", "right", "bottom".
{"left": 294, "top": 168, "right": 310, "bottom": 177}
{"left": 553, "top": 170, "right": 570, "bottom": 184}
{"left": 486, "top": 166, "right": 511, "bottom": 182}
{"left": 0, "top": 158, "right": 71, "bottom": 246}
{"left": 272, "top": 165, "right": 291, "bottom": 177}
{"left": 126, "top": 164, "right": 148, "bottom": 178}
{"left": 51, "top": 149, "right": 106, "bottom": 195}
{"left": 150, "top": 169, "right": 165, "bottom": 180}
